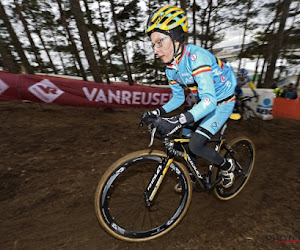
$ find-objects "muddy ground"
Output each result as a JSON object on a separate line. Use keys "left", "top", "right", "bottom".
{"left": 0, "top": 101, "right": 299, "bottom": 250}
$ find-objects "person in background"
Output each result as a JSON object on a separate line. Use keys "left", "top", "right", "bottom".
{"left": 235, "top": 68, "right": 258, "bottom": 98}
{"left": 274, "top": 87, "right": 283, "bottom": 97}
{"left": 281, "top": 85, "right": 288, "bottom": 97}
{"left": 141, "top": 6, "right": 237, "bottom": 188}
{"left": 284, "top": 83, "right": 298, "bottom": 99}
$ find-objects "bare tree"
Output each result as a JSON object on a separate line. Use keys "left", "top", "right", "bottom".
{"left": 14, "top": 0, "right": 44, "bottom": 72}
{"left": 264, "top": 0, "right": 292, "bottom": 87}
{"left": 0, "top": 1, "right": 34, "bottom": 74}
{"left": 0, "top": 38, "right": 20, "bottom": 73}
{"left": 69, "top": 0, "right": 103, "bottom": 83}
{"left": 83, "top": 0, "right": 110, "bottom": 83}
{"left": 98, "top": 2, "right": 113, "bottom": 72}
{"left": 56, "top": 0, "right": 87, "bottom": 80}
{"left": 109, "top": 0, "right": 133, "bottom": 85}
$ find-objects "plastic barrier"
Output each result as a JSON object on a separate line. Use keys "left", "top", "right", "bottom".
{"left": 272, "top": 98, "right": 300, "bottom": 120}
{"left": 242, "top": 88, "right": 275, "bottom": 120}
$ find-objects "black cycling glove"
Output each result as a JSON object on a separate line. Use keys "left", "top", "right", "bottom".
{"left": 141, "top": 107, "right": 166, "bottom": 125}
{"left": 154, "top": 112, "right": 194, "bottom": 137}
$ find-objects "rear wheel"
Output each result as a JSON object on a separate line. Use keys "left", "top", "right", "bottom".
{"left": 94, "top": 150, "right": 193, "bottom": 242}
{"left": 214, "top": 137, "right": 255, "bottom": 200}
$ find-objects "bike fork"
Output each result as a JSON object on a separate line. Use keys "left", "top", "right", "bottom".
{"left": 144, "top": 157, "right": 173, "bottom": 206}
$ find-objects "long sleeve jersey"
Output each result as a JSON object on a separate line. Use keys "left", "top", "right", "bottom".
{"left": 162, "top": 44, "right": 237, "bottom": 122}
{"left": 236, "top": 75, "right": 256, "bottom": 91}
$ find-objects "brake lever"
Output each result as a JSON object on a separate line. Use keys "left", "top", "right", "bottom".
{"left": 148, "top": 126, "right": 156, "bottom": 147}
{"left": 138, "top": 121, "right": 144, "bottom": 128}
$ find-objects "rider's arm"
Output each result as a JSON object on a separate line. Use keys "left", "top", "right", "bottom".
{"left": 244, "top": 75, "right": 257, "bottom": 95}
{"left": 161, "top": 75, "right": 185, "bottom": 114}
{"left": 248, "top": 80, "right": 256, "bottom": 91}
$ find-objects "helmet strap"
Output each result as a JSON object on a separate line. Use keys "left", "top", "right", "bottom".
{"left": 168, "top": 40, "right": 183, "bottom": 64}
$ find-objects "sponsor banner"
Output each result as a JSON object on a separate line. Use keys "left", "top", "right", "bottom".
{"left": 0, "top": 71, "right": 185, "bottom": 109}
{"left": 243, "top": 88, "right": 275, "bottom": 120}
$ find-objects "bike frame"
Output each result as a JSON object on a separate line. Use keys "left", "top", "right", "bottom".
{"left": 144, "top": 122, "right": 233, "bottom": 205}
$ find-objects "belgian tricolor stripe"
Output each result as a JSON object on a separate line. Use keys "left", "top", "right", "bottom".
{"left": 189, "top": 86, "right": 198, "bottom": 94}
{"left": 192, "top": 65, "right": 212, "bottom": 77}
{"left": 216, "top": 57, "right": 224, "bottom": 69}
{"left": 169, "top": 80, "right": 177, "bottom": 85}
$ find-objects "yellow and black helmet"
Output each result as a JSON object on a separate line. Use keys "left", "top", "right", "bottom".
{"left": 145, "top": 6, "right": 188, "bottom": 41}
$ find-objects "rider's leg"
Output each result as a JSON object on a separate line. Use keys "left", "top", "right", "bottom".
{"left": 188, "top": 101, "right": 235, "bottom": 188}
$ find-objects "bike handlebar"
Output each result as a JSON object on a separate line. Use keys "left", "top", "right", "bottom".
{"left": 239, "top": 95, "right": 259, "bottom": 103}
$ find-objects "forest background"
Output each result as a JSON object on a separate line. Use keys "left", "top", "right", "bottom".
{"left": 0, "top": 0, "right": 299, "bottom": 88}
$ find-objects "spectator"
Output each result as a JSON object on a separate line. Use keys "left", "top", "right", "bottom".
{"left": 274, "top": 86, "right": 283, "bottom": 97}
{"left": 284, "top": 84, "right": 298, "bottom": 99}
{"left": 280, "top": 85, "right": 288, "bottom": 98}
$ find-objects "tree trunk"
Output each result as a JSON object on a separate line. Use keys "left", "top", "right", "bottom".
{"left": 253, "top": 53, "right": 261, "bottom": 86}
{"left": 200, "top": 8, "right": 207, "bottom": 47}
{"left": 83, "top": 0, "right": 110, "bottom": 83}
{"left": 98, "top": 2, "right": 113, "bottom": 69}
{"left": 24, "top": 6, "right": 58, "bottom": 74}
{"left": 0, "top": 1, "right": 34, "bottom": 74}
{"left": 179, "top": 0, "right": 186, "bottom": 12}
{"left": 264, "top": 0, "right": 292, "bottom": 88}
{"left": 204, "top": 0, "right": 213, "bottom": 49}
{"left": 35, "top": 28, "right": 58, "bottom": 74}
{"left": 69, "top": 0, "right": 103, "bottom": 83}
{"left": 257, "top": 58, "right": 267, "bottom": 88}
{"left": 109, "top": 0, "right": 133, "bottom": 85}
{"left": 0, "top": 39, "right": 20, "bottom": 73}
{"left": 179, "top": 0, "right": 188, "bottom": 43}
{"left": 238, "top": 0, "right": 252, "bottom": 70}
{"left": 192, "top": 0, "right": 197, "bottom": 44}
{"left": 56, "top": 0, "right": 87, "bottom": 80}
{"left": 51, "top": 29, "right": 68, "bottom": 75}
{"left": 14, "top": 0, "right": 44, "bottom": 72}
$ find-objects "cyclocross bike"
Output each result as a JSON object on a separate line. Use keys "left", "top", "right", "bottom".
{"left": 94, "top": 115, "right": 255, "bottom": 242}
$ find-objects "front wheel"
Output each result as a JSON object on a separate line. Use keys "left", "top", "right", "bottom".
{"left": 214, "top": 137, "right": 255, "bottom": 200}
{"left": 94, "top": 150, "right": 193, "bottom": 242}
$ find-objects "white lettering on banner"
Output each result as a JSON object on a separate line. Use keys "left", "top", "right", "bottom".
{"left": 121, "top": 91, "right": 131, "bottom": 104}
{"left": 152, "top": 93, "right": 160, "bottom": 105}
{"left": 82, "top": 87, "right": 172, "bottom": 106}
{"left": 0, "top": 78, "right": 9, "bottom": 95}
{"left": 83, "top": 87, "right": 98, "bottom": 101}
{"left": 28, "top": 79, "right": 64, "bottom": 103}
{"left": 95, "top": 89, "right": 107, "bottom": 102}
{"left": 141, "top": 92, "right": 151, "bottom": 105}
{"left": 132, "top": 91, "right": 141, "bottom": 105}
{"left": 108, "top": 90, "right": 120, "bottom": 103}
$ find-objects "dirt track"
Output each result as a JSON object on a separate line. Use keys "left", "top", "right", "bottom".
{"left": 0, "top": 101, "right": 299, "bottom": 250}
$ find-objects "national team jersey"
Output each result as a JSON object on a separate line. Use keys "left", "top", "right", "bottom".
{"left": 236, "top": 75, "right": 252, "bottom": 89}
{"left": 162, "top": 44, "right": 237, "bottom": 122}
